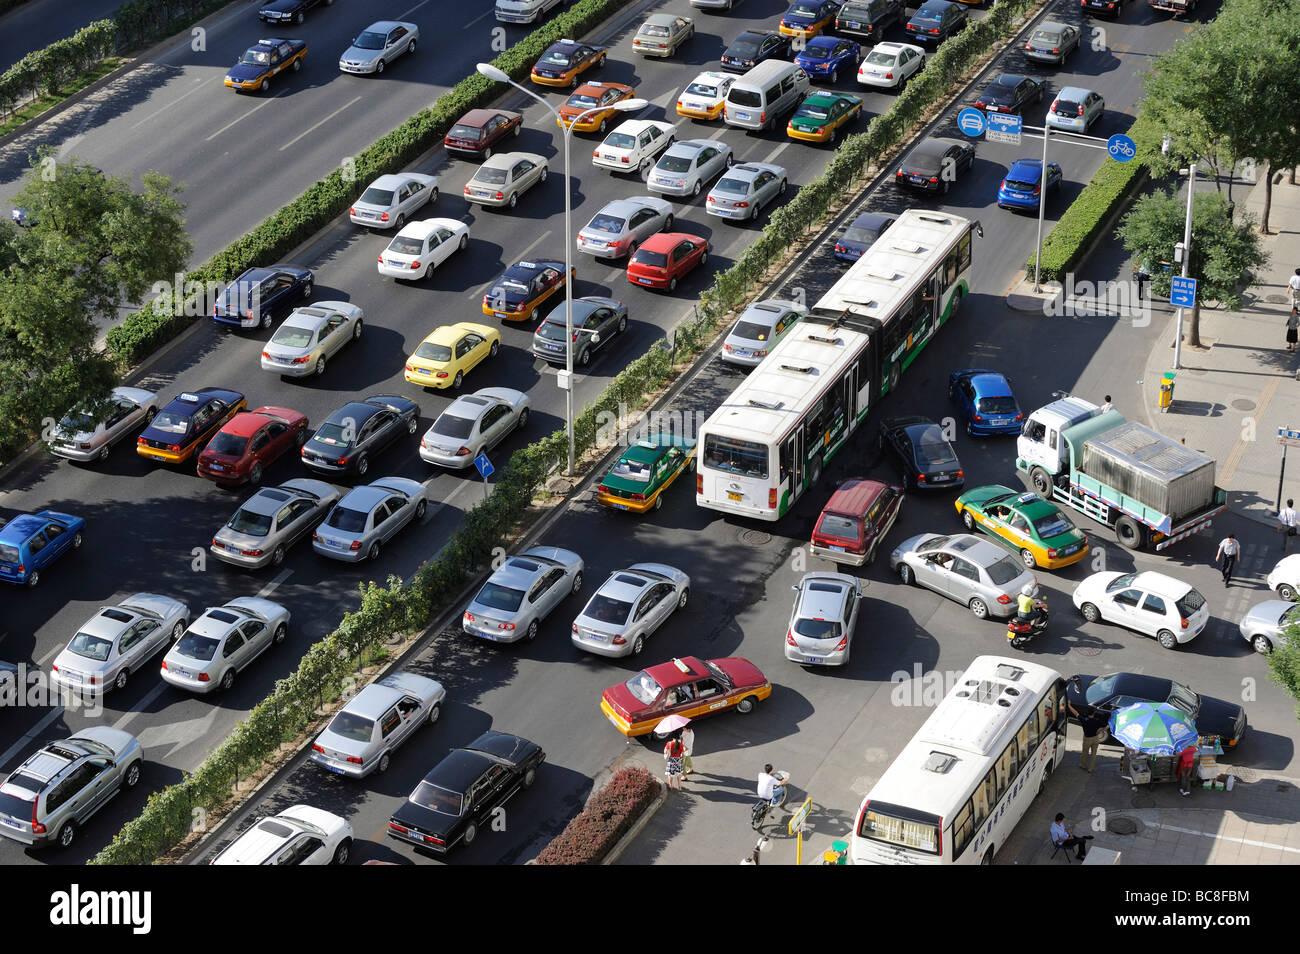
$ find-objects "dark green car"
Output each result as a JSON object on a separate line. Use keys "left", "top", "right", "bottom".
{"left": 786, "top": 92, "right": 863, "bottom": 144}
{"left": 595, "top": 433, "right": 697, "bottom": 513}
{"left": 954, "top": 484, "right": 1089, "bottom": 569}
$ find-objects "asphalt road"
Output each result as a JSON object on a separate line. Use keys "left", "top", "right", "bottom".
{"left": 0, "top": 0, "right": 125, "bottom": 76}
{"left": 185, "top": 0, "right": 1287, "bottom": 866}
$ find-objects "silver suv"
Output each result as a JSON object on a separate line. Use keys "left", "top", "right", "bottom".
{"left": 0, "top": 727, "right": 143, "bottom": 848}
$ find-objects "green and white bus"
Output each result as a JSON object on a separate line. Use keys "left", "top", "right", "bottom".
{"left": 695, "top": 210, "right": 979, "bottom": 520}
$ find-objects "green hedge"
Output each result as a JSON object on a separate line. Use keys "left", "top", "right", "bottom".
{"left": 534, "top": 766, "right": 660, "bottom": 864}
{"left": 91, "top": 0, "right": 1046, "bottom": 865}
{"left": 0, "top": 20, "right": 115, "bottom": 118}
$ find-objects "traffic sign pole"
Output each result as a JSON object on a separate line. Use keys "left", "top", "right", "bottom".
{"left": 1174, "top": 163, "right": 1196, "bottom": 370}
{"left": 1277, "top": 429, "right": 1300, "bottom": 511}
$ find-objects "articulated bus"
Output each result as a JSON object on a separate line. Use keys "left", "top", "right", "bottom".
{"left": 695, "top": 210, "right": 980, "bottom": 520}
{"left": 851, "top": 656, "right": 1068, "bottom": 865}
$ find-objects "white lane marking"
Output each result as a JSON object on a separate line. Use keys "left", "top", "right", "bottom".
{"left": 400, "top": 0, "right": 434, "bottom": 19}
{"left": 112, "top": 681, "right": 168, "bottom": 733}
{"left": 1161, "top": 823, "right": 1300, "bottom": 855}
{"left": 280, "top": 95, "right": 363, "bottom": 151}
{"left": 258, "top": 569, "right": 293, "bottom": 598}
{"left": 469, "top": 229, "right": 554, "bottom": 299}
{"left": 0, "top": 707, "right": 63, "bottom": 771}
{"left": 130, "top": 77, "right": 205, "bottom": 130}
{"left": 463, "top": 9, "right": 493, "bottom": 29}
{"left": 764, "top": 141, "right": 791, "bottom": 164}
{"left": 204, "top": 90, "right": 287, "bottom": 141}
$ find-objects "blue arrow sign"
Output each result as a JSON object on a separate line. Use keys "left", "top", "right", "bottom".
{"left": 474, "top": 453, "right": 494, "bottom": 479}
{"left": 1107, "top": 134, "right": 1137, "bottom": 163}
{"left": 1170, "top": 276, "right": 1197, "bottom": 309}
{"left": 956, "top": 107, "right": 986, "bottom": 138}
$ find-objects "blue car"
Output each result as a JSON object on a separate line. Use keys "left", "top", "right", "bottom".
{"left": 997, "top": 158, "right": 1062, "bottom": 212}
{"left": 0, "top": 510, "right": 85, "bottom": 587}
{"left": 793, "top": 35, "right": 862, "bottom": 83}
{"left": 212, "top": 265, "right": 314, "bottom": 330}
{"left": 948, "top": 369, "right": 1022, "bottom": 436}
{"left": 833, "top": 211, "right": 895, "bottom": 262}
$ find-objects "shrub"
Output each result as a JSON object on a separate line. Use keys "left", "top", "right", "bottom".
{"left": 534, "top": 766, "right": 661, "bottom": 865}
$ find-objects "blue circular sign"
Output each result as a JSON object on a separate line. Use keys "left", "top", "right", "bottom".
{"left": 956, "top": 107, "right": 986, "bottom": 138}
{"left": 1107, "top": 134, "right": 1137, "bottom": 163}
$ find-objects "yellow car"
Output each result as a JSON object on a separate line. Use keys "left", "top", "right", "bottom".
{"left": 778, "top": 0, "right": 842, "bottom": 39}
{"left": 404, "top": 322, "right": 501, "bottom": 390}
{"left": 786, "top": 92, "right": 863, "bottom": 144}
{"left": 557, "top": 82, "right": 637, "bottom": 134}
{"left": 954, "top": 484, "right": 1091, "bottom": 570}
{"left": 136, "top": 388, "right": 246, "bottom": 464}
{"left": 676, "top": 71, "right": 735, "bottom": 120}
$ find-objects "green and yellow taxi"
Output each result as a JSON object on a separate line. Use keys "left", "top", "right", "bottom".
{"left": 786, "top": 92, "right": 862, "bottom": 144}
{"left": 954, "top": 484, "right": 1089, "bottom": 569}
{"left": 596, "top": 433, "right": 696, "bottom": 513}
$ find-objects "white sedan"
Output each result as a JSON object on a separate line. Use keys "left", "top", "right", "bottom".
{"left": 211, "top": 805, "right": 353, "bottom": 865}
{"left": 419, "top": 387, "right": 530, "bottom": 468}
{"left": 48, "top": 387, "right": 159, "bottom": 463}
{"left": 592, "top": 119, "right": 676, "bottom": 176}
{"left": 161, "top": 598, "right": 290, "bottom": 693}
{"left": 377, "top": 218, "right": 470, "bottom": 280}
{"left": 857, "top": 41, "right": 924, "bottom": 90}
{"left": 1072, "top": 570, "right": 1209, "bottom": 649}
{"left": 675, "top": 71, "right": 735, "bottom": 121}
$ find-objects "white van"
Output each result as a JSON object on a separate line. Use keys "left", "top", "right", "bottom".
{"left": 724, "top": 60, "right": 810, "bottom": 131}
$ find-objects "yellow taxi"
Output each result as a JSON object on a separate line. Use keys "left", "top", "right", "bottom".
{"left": 530, "top": 39, "right": 606, "bottom": 88}
{"left": 954, "top": 485, "right": 1091, "bottom": 570}
{"left": 136, "top": 388, "right": 246, "bottom": 464}
{"left": 404, "top": 322, "right": 501, "bottom": 390}
{"left": 557, "top": 82, "right": 637, "bottom": 134}
{"left": 778, "top": 0, "right": 842, "bottom": 39}
{"left": 675, "top": 71, "right": 735, "bottom": 120}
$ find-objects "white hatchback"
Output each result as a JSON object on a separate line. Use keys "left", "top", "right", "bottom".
{"left": 1072, "top": 570, "right": 1208, "bottom": 649}
{"left": 593, "top": 119, "right": 676, "bottom": 176}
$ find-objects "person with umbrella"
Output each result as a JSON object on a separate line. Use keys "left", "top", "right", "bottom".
{"left": 656, "top": 715, "right": 691, "bottom": 791}
{"left": 1109, "top": 701, "right": 1199, "bottom": 789}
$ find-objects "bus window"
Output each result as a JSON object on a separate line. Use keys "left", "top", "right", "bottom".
{"left": 994, "top": 744, "right": 1014, "bottom": 799}
{"left": 942, "top": 248, "right": 958, "bottom": 289}
{"left": 702, "top": 435, "right": 768, "bottom": 479}
{"left": 951, "top": 800, "right": 974, "bottom": 858}
{"left": 956, "top": 231, "right": 971, "bottom": 272}
{"left": 779, "top": 438, "right": 793, "bottom": 486}
{"left": 1017, "top": 718, "right": 1032, "bottom": 761}
{"left": 972, "top": 772, "right": 993, "bottom": 825}
{"left": 1026, "top": 705, "right": 1042, "bottom": 748}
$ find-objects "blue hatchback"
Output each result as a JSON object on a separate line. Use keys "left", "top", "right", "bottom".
{"left": 793, "top": 35, "right": 862, "bottom": 83}
{"left": 997, "top": 158, "right": 1062, "bottom": 211}
{"left": 948, "top": 369, "right": 1022, "bottom": 436}
{"left": 0, "top": 510, "right": 85, "bottom": 586}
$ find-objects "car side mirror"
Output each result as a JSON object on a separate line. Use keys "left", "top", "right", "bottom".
{"left": 791, "top": 584, "right": 800, "bottom": 592}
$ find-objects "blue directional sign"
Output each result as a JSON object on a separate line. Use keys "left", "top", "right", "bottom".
{"left": 956, "top": 107, "right": 986, "bottom": 138}
{"left": 1279, "top": 427, "right": 1300, "bottom": 446}
{"left": 474, "top": 453, "right": 494, "bottom": 479}
{"left": 1107, "top": 134, "right": 1137, "bottom": 163}
{"left": 1169, "top": 276, "right": 1197, "bottom": 309}
{"left": 986, "top": 112, "right": 1022, "bottom": 144}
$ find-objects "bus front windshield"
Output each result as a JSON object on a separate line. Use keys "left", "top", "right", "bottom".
{"left": 702, "top": 434, "right": 769, "bottom": 479}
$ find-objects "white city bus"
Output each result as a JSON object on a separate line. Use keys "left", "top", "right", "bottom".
{"left": 696, "top": 210, "right": 979, "bottom": 520}
{"left": 850, "top": 656, "right": 1068, "bottom": 865}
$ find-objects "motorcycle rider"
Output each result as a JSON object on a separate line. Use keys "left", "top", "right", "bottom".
{"left": 1016, "top": 583, "right": 1041, "bottom": 626}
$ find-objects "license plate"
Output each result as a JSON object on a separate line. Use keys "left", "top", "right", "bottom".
{"left": 804, "top": 656, "right": 824, "bottom": 664}
{"left": 687, "top": 102, "right": 706, "bottom": 111}
{"left": 727, "top": 491, "right": 743, "bottom": 502}
{"left": 495, "top": 311, "right": 509, "bottom": 319}
{"left": 210, "top": 463, "right": 224, "bottom": 472}
{"left": 276, "top": 356, "right": 293, "bottom": 364}
{"left": 417, "top": 368, "right": 432, "bottom": 375}
{"left": 612, "top": 503, "right": 628, "bottom": 511}
{"left": 604, "top": 153, "right": 618, "bottom": 160}
{"left": 0, "top": 818, "right": 23, "bottom": 830}
{"left": 845, "top": 20, "right": 861, "bottom": 27}
{"left": 637, "top": 277, "right": 653, "bottom": 285}
{"left": 992, "top": 418, "right": 1010, "bottom": 425}
{"left": 146, "top": 453, "right": 167, "bottom": 461}
{"left": 171, "top": 667, "right": 189, "bottom": 678}
{"left": 737, "top": 112, "right": 750, "bottom": 120}
{"left": 732, "top": 348, "right": 750, "bottom": 357}
{"left": 829, "top": 545, "right": 845, "bottom": 552}
{"left": 910, "top": 175, "right": 924, "bottom": 183}
{"left": 931, "top": 475, "right": 951, "bottom": 482}
{"left": 585, "top": 632, "right": 606, "bottom": 643}
{"left": 325, "top": 764, "right": 346, "bottom": 775}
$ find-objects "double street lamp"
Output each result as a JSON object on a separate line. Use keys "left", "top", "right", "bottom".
{"left": 475, "top": 62, "right": 646, "bottom": 475}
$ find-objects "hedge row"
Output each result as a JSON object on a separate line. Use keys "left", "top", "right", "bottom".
{"left": 534, "top": 766, "right": 661, "bottom": 864}
{"left": 113, "top": 0, "right": 232, "bottom": 51}
{"left": 0, "top": 20, "right": 116, "bottom": 119}
{"left": 91, "top": 0, "right": 1045, "bottom": 864}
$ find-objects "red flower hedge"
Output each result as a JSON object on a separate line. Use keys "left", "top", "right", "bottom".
{"left": 535, "top": 766, "right": 661, "bottom": 865}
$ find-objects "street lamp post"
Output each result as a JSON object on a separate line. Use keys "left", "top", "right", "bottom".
{"left": 1032, "top": 125, "right": 1051, "bottom": 293}
{"left": 1162, "top": 135, "right": 1196, "bottom": 370}
{"left": 475, "top": 63, "right": 645, "bottom": 475}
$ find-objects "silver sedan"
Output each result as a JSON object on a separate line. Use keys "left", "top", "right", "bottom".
{"left": 1239, "top": 600, "right": 1300, "bottom": 654}
{"left": 311, "top": 671, "right": 446, "bottom": 777}
{"left": 890, "top": 532, "right": 1035, "bottom": 619}
{"left": 419, "top": 387, "right": 530, "bottom": 469}
{"left": 464, "top": 152, "right": 548, "bottom": 209}
{"left": 261, "top": 302, "right": 364, "bottom": 378}
{"left": 721, "top": 299, "right": 805, "bottom": 368}
{"left": 48, "top": 386, "right": 159, "bottom": 463}
{"left": 339, "top": 20, "right": 418, "bottom": 74}
{"left": 160, "top": 597, "right": 290, "bottom": 694}
{"left": 571, "top": 563, "right": 690, "bottom": 658}
{"left": 211, "top": 478, "right": 341, "bottom": 569}
{"left": 312, "top": 477, "right": 428, "bottom": 563}
{"left": 706, "top": 162, "right": 787, "bottom": 223}
{"left": 463, "top": 546, "right": 585, "bottom": 643}
{"left": 348, "top": 173, "right": 437, "bottom": 229}
{"left": 576, "top": 196, "right": 674, "bottom": 259}
{"left": 648, "top": 139, "right": 733, "bottom": 199}
{"left": 51, "top": 594, "right": 189, "bottom": 695}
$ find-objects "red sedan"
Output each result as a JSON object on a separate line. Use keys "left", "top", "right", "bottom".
{"left": 196, "top": 406, "right": 309, "bottom": 486}
{"left": 626, "top": 232, "right": 709, "bottom": 292}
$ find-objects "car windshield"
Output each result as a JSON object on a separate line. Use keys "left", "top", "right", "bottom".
{"left": 658, "top": 155, "right": 691, "bottom": 173}
{"left": 729, "top": 88, "right": 762, "bottom": 108}
{"left": 702, "top": 434, "right": 768, "bottom": 478}
{"left": 631, "top": 249, "right": 667, "bottom": 268}
{"left": 1105, "top": 572, "right": 1137, "bottom": 593}
{"left": 1167, "top": 681, "right": 1200, "bottom": 714}
{"left": 474, "top": 582, "right": 525, "bottom": 612}
{"left": 175, "top": 632, "right": 219, "bottom": 662}
{"left": 326, "top": 507, "right": 368, "bottom": 532}
{"left": 0, "top": 544, "right": 19, "bottom": 564}
{"left": 473, "top": 167, "right": 508, "bottom": 185}
{"left": 611, "top": 457, "right": 653, "bottom": 482}
{"left": 587, "top": 213, "right": 625, "bottom": 234}
{"left": 986, "top": 558, "right": 1023, "bottom": 586}
{"left": 359, "top": 187, "right": 394, "bottom": 206}
{"left": 731, "top": 319, "right": 772, "bottom": 341}
{"left": 1032, "top": 511, "right": 1075, "bottom": 537}
{"left": 913, "top": 9, "right": 942, "bottom": 23}
{"left": 1031, "top": 29, "right": 1062, "bottom": 45}
{"left": 1084, "top": 674, "right": 1118, "bottom": 705}
{"left": 500, "top": 278, "right": 530, "bottom": 294}
{"left": 410, "top": 781, "right": 463, "bottom": 816}
{"left": 976, "top": 396, "right": 1018, "bottom": 414}
{"left": 207, "top": 431, "right": 247, "bottom": 456}
{"left": 795, "top": 103, "right": 831, "bottom": 121}
{"left": 58, "top": 408, "right": 98, "bottom": 432}
{"left": 585, "top": 594, "right": 633, "bottom": 624}
{"left": 241, "top": 49, "right": 271, "bottom": 65}
{"left": 227, "top": 508, "right": 272, "bottom": 536}
{"left": 985, "top": 83, "right": 1016, "bottom": 103}
{"left": 1055, "top": 99, "right": 1082, "bottom": 114}
{"left": 865, "top": 50, "right": 897, "bottom": 66}
{"left": 66, "top": 632, "right": 113, "bottom": 662}
{"left": 604, "top": 132, "right": 637, "bottom": 150}
{"left": 714, "top": 177, "right": 750, "bottom": 194}
{"left": 415, "top": 342, "right": 453, "bottom": 362}
{"left": 537, "top": 321, "right": 567, "bottom": 341}
{"left": 449, "top": 124, "right": 481, "bottom": 140}
{"left": 388, "top": 236, "right": 423, "bottom": 255}
{"left": 1175, "top": 590, "right": 1206, "bottom": 618}
{"left": 686, "top": 81, "right": 719, "bottom": 97}
{"left": 327, "top": 711, "right": 374, "bottom": 743}
{"left": 728, "top": 37, "right": 761, "bottom": 56}
{"left": 790, "top": 2, "right": 819, "bottom": 15}
{"left": 566, "top": 93, "right": 600, "bottom": 108}
{"left": 150, "top": 411, "right": 190, "bottom": 435}
{"left": 271, "top": 325, "right": 314, "bottom": 348}
{"left": 539, "top": 50, "right": 574, "bottom": 67}
{"left": 800, "top": 45, "right": 832, "bottom": 60}
{"left": 641, "top": 23, "right": 670, "bottom": 36}
{"left": 354, "top": 31, "right": 387, "bottom": 50}
{"left": 1005, "top": 176, "right": 1039, "bottom": 191}
{"left": 433, "top": 413, "right": 475, "bottom": 440}
{"left": 915, "top": 437, "right": 957, "bottom": 466}
{"left": 624, "top": 670, "right": 663, "bottom": 705}
{"left": 794, "top": 618, "right": 842, "bottom": 640}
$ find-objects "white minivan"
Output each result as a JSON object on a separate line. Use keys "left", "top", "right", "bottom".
{"left": 724, "top": 60, "right": 810, "bottom": 131}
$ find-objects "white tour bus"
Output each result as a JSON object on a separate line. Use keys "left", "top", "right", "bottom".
{"left": 696, "top": 210, "right": 980, "bottom": 520}
{"left": 851, "top": 656, "right": 1068, "bottom": 865}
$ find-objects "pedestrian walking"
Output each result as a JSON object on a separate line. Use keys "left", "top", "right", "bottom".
{"left": 680, "top": 725, "right": 695, "bottom": 776}
{"left": 1289, "top": 268, "right": 1300, "bottom": 308}
{"left": 1050, "top": 813, "right": 1093, "bottom": 860}
{"left": 1099, "top": 395, "right": 1114, "bottom": 414}
{"left": 1216, "top": 533, "right": 1240, "bottom": 585}
{"left": 1177, "top": 745, "right": 1198, "bottom": 796}
{"left": 663, "top": 735, "right": 686, "bottom": 791}
{"left": 1069, "top": 704, "right": 1109, "bottom": 773}
{"left": 1280, "top": 499, "right": 1299, "bottom": 552}
{"left": 1287, "top": 307, "right": 1299, "bottom": 352}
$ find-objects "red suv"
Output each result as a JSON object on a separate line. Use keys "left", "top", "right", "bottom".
{"left": 810, "top": 478, "right": 904, "bottom": 566}
{"left": 196, "top": 406, "right": 309, "bottom": 486}
{"left": 626, "top": 232, "right": 709, "bottom": 292}
{"left": 443, "top": 108, "right": 524, "bottom": 160}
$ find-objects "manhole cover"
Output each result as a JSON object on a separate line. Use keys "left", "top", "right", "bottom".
{"left": 1266, "top": 294, "right": 1289, "bottom": 304}
{"left": 1232, "top": 399, "right": 1257, "bottom": 411}
{"left": 1108, "top": 816, "right": 1140, "bottom": 835}
{"left": 1130, "top": 791, "right": 1154, "bottom": 808}
{"left": 739, "top": 529, "right": 772, "bottom": 547}
{"left": 1073, "top": 645, "right": 1103, "bottom": 657}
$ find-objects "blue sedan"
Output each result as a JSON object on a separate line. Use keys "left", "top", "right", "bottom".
{"left": 833, "top": 211, "right": 895, "bottom": 262}
{"left": 793, "top": 35, "right": 862, "bottom": 84}
{"left": 997, "top": 158, "right": 1062, "bottom": 212}
{"left": 948, "top": 369, "right": 1023, "bottom": 436}
{"left": 0, "top": 510, "right": 85, "bottom": 587}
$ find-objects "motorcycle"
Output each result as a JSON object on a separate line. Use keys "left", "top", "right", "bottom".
{"left": 750, "top": 770, "right": 791, "bottom": 830}
{"left": 1005, "top": 597, "right": 1049, "bottom": 649}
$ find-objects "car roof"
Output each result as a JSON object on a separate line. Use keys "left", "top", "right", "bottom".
{"left": 1036, "top": 20, "right": 1069, "bottom": 31}
{"left": 0, "top": 514, "right": 46, "bottom": 542}
{"left": 78, "top": 606, "right": 138, "bottom": 639}
{"left": 598, "top": 571, "right": 655, "bottom": 603}
{"left": 913, "top": 138, "right": 958, "bottom": 157}
{"left": 426, "top": 748, "right": 496, "bottom": 792}
{"left": 504, "top": 259, "right": 563, "bottom": 278}
{"left": 969, "top": 372, "right": 1013, "bottom": 395}
{"left": 464, "top": 730, "right": 535, "bottom": 763}
{"left": 219, "top": 412, "right": 278, "bottom": 438}
{"left": 801, "top": 93, "right": 845, "bottom": 109}
{"left": 342, "top": 681, "right": 407, "bottom": 719}
{"left": 338, "top": 485, "right": 391, "bottom": 511}
{"left": 1129, "top": 572, "right": 1194, "bottom": 597}
{"left": 798, "top": 579, "right": 851, "bottom": 619}
{"left": 642, "top": 655, "right": 710, "bottom": 688}
{"left": 993, "top": 73, "right": 1028, "bottom": 85}
{"left": 241, "top": 486, "right": 300, "bottom": 516}
{"left": 162, "top": 387, "right": 243, "bottom": 410}
{"left": 364, "top": 20, "right": 407, "bottom": 31}
{"left": 849, "top": 211, "right": 895, "bottom": 230}
{"left": 823, "top": 478, "right": 891, "bottom": 516}
{"left": 644, "top": 13, "right": 681, "bottom": 24}
{"left": 1057, "top": 86, "right": 1093, "bottom": 98}
{"left": 598, "top": 198, "right": 652, "bottom": 217}
{"left": 327, "top": 402, "right": 382, "bottom": 425}
{"left": 641, "top": 232, "right": 694, "bottom": 252}
{"left": 190, "top": 606, "right": 249, "bottom": 638}
{"left": 444, "top": 393, "right": 498, "bottom": 418}
{"left": 933, "top": 534, "right": 1012, "bottom": 565}
{"left": 1105, "top": 672, "right": 1172, "bottom": 698}
{"left": 804, "top": 35, "right": 842, "bottom": 48}
{"left": 457, "top": 108, "right": 509, "bottom": 125}
{"left": 488, "top": 555, "right": 548, "bottom": 590}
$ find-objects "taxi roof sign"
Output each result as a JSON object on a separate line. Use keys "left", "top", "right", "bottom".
{"left": 179, "top": 392, "right": 201, "bottom": 402}
{"left": 1018, "top": 492, "right": 1038, "bottom": 504}
{"left": 672, "top": 658, "right": 691, "bottom": 673}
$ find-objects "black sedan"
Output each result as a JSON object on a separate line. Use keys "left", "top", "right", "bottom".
{"left": 532, "top": 296, "right": 628, "bottom": 367}
{"left": 300, "top": 394, "right": 421, "bottom": 478}
{"left": 258, "top": 0, "right": 329, "bottom": 24}
{"left": 894, "top": 137, "right": 974, "bottom": 194}
{"left": 972, "top": 73, "right": 1044, "bottom": 114}
{"left": 388, "top": 731, "right": 545, "bottom": 855}
{"left": 720, "top": 30, "right": 792, "bottom": 73}
{"left": 878, "top": 415, "right": 964, "bottom": 491}
{"left": 1066, "top": 673, "right": 1248, "bottom": 750}
{"left": 904, "top": 0, "right": 967, "bottom": 45}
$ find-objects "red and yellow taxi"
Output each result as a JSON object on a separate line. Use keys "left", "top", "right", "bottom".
{"left": 137, "top": 388, "right": 246, "bottom": 465}
{"left": 557, "top": 81, "right": 637, "bottom": 133}
{"left": 601, "top": 655, "right": 772, "bottom": 737}
{"left": 530, "top": 39, "right": 606, "bottom": 88}
{"left": 778, "top": 0, "right": 842, "bottom": 39}
{"left": 196, "top": 406, "right": 310, "bottom": 486}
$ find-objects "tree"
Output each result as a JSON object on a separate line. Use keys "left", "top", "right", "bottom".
{"left": 1267, "top": 621, "right": 1300, "bottom": 724}
{"left": 1116, "top": 189, "right": 1267, "bottom": 349}
{"left": 0, "top": 150, "right": 190, "bottom": 456}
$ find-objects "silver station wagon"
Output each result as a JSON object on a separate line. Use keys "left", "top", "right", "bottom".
{"left": 311, "top": 671, "right": 447, "bottom": 777}
{"left": 463, "top": 546, "right": 585, "bottom": 643}
{"left": 312, "top": 477, "right": 428, "bottom": 563}
{"left": 160, "top": 598, "right": 291, "bottom": 693}
{"left": 48, "top": 386, "right": 159, "bottom": 463}
{"left": 51, "top": 594, "right": 190, "bottom": 695}
{"left": 419, "top": 388, "right": 530, "bottom": 469}
{"left": 890, "top": 532, "right": 1035, "bottom": 619}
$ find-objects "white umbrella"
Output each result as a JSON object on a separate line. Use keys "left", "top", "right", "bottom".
{"left": 654, "top": 714, "right": 692, "bottom": 735}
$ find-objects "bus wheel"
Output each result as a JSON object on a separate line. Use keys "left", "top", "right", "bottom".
{"left": 1030, "top": 467, "right": 1053, "bottom": 497}
{"left": 981, "top": 845, "right": 995, "bottom": 865}
{"left": 949, "top": 288, "right": 965, "bottom": 317}
{"left": 1114, "top": 516, "right": 1144, "bottom": 550}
